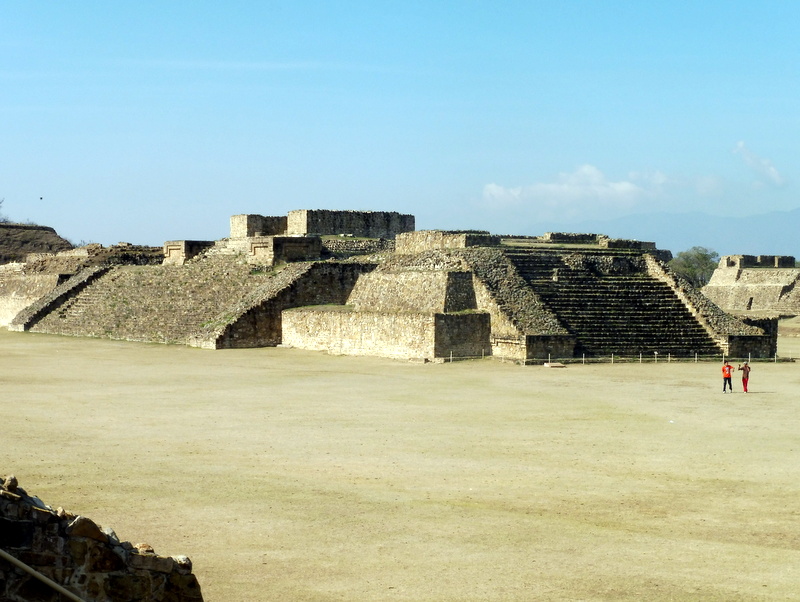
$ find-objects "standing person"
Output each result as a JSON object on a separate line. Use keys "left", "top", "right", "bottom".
{"left": 738, "top": 361, "right": 751, "bottom": 393}
{"left": 722, "top": 360, "right": 735, "bottom": 393}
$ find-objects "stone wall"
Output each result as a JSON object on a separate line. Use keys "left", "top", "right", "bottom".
{"left": 248, "top": 236, "right": 322, "bottom": 266}
{"left": 282, "top": 307, "right": 491, "bottom": 361}
{"left": 703, "top": 255, "right": 800, "bottom": 314}
{"left": 287, "top": 210, "right": 414, "bottom": 239}
{"left": 282, "top": 307, "right": 437, "bottom": 360}
{"left": 524, "top": 334, "right": 578, "bottom": 362}
{"left": 538, "top": 232, "right": 602, "bottom": 245}
{"left": 321, "top": 238, "right": 394, "bottom": 258}
{"left": 395, "top": 230, "right": 500, "bottom": 254}
{"left": 720, "top": 254, "right": 796, "bottom": 269}
{"left": 0, "top": 266, "right": 63, "bottom": 327}
{"left": 433, "top": 312, "right": 492, "bottom": 359}
{"left": 0, "top": 476, "right": 202, "bottom": 602}
{"left": 599, "top": 237, "right": 657, "bottom": 252}
{"left": 229, "top": 214, "right": 287, "bottom": 238}
{"left": 280, "top": 259, "right": 492, "bottom": 361}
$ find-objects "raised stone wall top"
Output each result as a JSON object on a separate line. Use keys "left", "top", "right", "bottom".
{"left": 720, "top": 254, "right": 797, "bottom": 269}
{"left": 286, "top": 209, "right": 415, "bottom": 239}
{"left": 540, "top": 232, "right": 603, "bottom": 244}
{"left": 230, "top": 214, "right": 287, "bottom": 238}
{"left": 599, "top": 237, "right": 657, "bottom": 251}
{"left": 247, "top": 236, "right": 322, "bottom": 265}
{"left": 395, "top": 230, "right": 500, "bottom": 254}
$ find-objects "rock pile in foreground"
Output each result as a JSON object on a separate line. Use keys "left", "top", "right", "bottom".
{"left": 0, "top": 475, "right": 203, "bottom": 601}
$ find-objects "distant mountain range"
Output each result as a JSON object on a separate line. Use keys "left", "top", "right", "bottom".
{"left": 536, "top": 207, "right": 800, "bottom": 258}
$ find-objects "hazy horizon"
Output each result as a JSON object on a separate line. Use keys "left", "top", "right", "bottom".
{"left": 3, "top": 3, "right": 798, "bottom": 254}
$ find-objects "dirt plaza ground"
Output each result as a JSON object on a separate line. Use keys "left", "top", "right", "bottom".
{"left": 2, "top": 329, "right": 800, "bottom": 601}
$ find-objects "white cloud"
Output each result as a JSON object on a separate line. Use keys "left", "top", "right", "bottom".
{"left": 483, "top": 165, "right": 649, "bottom": 221}
{"left": 733, "top": 141, "right": 785, "bottom": 187}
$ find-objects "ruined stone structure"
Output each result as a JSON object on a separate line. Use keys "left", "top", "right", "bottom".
{"left": 283, "top": 266, "right": 492, "bottom": 361}
{"left": 286, "top": 209, "right": 414, "bottom": 238}
{"left": 0, "top": 244, "right": 163, "bottom": 328}
{"left": 164, "top": 210, "right": 413, "bottom": 266}
{"left": 703, "top": 254, "right": 800, "bottom": 315}
{"left": 0, "top": 223, "right": 73, "bottom": 264}
{"left": 0, "top": 211, "right": 777, "bottom": 362}
{"left": 285, "top": 231, "right": 771, "bottom": 361}
{"left": 0, "top": 476, "right": 202, "bottom": 601}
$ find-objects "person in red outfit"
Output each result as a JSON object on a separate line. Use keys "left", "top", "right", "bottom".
{"left": 722, "top": 360, "right": 735, "bottom": 393}
{"left": 738, "top": 361, "right": 751, "bottom": 393}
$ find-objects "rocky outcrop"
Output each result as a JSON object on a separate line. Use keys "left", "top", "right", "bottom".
{"left": 0, "top": 475, "right": 202, "bottom": 602}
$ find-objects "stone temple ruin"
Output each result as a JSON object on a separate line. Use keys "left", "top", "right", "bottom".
{"left": 0, "top": 209, "right": 777, "bottom": 361}
{"left": 703, "top": 254, "right": 800, "bottom": 315}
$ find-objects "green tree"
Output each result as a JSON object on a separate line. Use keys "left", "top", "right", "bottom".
{"left": 0, "top": 198, "right": 7, "bottom": 223}
{"left": 669, "top": 246, "right": 719, "bottom": 287}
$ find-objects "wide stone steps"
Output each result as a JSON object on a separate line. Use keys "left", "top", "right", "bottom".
{"left": 30, "top": 258, "right": 274, "bottom": 344}
{"left": 503, "top": 248, "right": 721, "bottom": 357}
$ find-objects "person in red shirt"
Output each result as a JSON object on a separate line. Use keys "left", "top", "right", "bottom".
{"left": 722, "top": 360, "right": 735, "bottom": 393}
{"left": 738, "top": 361, "right": 751, "bottom": 393}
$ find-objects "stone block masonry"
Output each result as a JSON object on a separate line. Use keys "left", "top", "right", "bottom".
{"left": 321, "top": 237, "right": 394, "bottom": 258}
{"left": 162, "top": 241, "right": 215, "bottom": 265}
{"left": 287, "top": 209, "right": 414, "bottom": 239}
{"left": 248, "top": 236, "right": 322, "bottom": 266}
{"left": 229, "top": 214, "right": 287, "bottom": 238}
{"left": 348, "top": 270, "right": 477, "bottom": 314}
{"left": 720, "top": 254, "right": 796, "bottom": 269}
{"left": 0, "top": 267, "right": 62, "bottom": 327}
{"left": 0, "top": 475, "right": 203, "bottom": 602}
{"left": 395, "top": 230, "right": 500, "bottom": 254}
{"left": 703, "top": 254, "right": 800, "bottom": 314}
{"left": 195, "top": 261, "right": 376, "bottom": 349}
{"left": 281, "top": 259, "right": 495, "bottom": 361}
{"left": 282, "top": 306, "right": 491, "bottom": 362}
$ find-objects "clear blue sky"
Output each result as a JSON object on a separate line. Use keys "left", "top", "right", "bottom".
{"left": 2, "top": 1, "right": 798, "bottom": 250}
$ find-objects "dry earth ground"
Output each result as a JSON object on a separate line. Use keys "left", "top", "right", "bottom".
{"left": 2, "top": 329, "right": 800, "bottom": 601}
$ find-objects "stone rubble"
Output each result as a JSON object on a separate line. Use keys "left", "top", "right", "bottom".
{"left": 0, "top": 475, "right": 203, "bottom": 602}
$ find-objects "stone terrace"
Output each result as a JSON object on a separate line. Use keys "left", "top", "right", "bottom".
{"left": 503, "top": 246, "right": 724, "bottom": 357}
{"left": 17, "top": 255, "right": 376, "bottom": 349}
{"left": 23, "top": 257, "right": 290, "bottom": 345}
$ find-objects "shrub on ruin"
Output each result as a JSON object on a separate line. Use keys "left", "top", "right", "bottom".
{"left": 669, "top": 246, "right": 719, "bottom": 287}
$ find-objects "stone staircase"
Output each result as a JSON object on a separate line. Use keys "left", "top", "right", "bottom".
{"left": 504, "top": 248, "right": 723, "bottom": 357}
{"left": 28, "top": 257, "right": 276, "bottom": 344}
